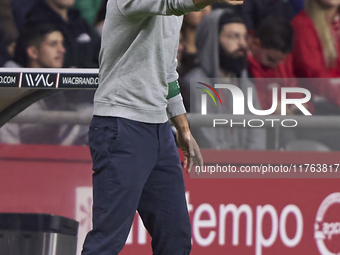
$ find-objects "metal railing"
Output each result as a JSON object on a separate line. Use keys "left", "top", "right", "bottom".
{"left": 5, "top": 111, "right": 340, "bottom": 150}
{"left": 7, "top": 111, "right": 340, "bottom": 128}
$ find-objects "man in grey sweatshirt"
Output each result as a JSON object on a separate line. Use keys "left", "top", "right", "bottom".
{"left": 81, "top": 0, "right": 244, "bottom": 254}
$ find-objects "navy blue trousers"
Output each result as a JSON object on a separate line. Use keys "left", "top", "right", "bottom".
{"left": 82, "top": 116, "right": 191, "bottom": 255}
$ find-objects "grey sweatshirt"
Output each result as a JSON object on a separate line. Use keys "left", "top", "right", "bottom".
{"left": 93, "top": 0, "right": 200, "bottom": 123}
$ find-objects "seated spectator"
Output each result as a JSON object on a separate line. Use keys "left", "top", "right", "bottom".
{"left": 247, "top": 16, "right": 315, "bottom": 148}
{"left": 0, "top": 32, "right": 18, "bottom": 67}
{"left": 0, "top": 0, "right": 19, "bottom": 67}
{"left": 24, "top": 0, "right": 100, "bottom": 68}
{"left": 14, "top": 23, "right": 66, "bottom": 68}
{"left": 291, "top": 0, "right": 340, "bottom": 78}
{"left": 291, "top": 0, "right": 340, "bottom": 109}
{"left": 179, "top": 6, "right": 211, "bottom": 78}
{"left": 288, "top": 0, "right": 340, "bottom": 150}
{"left": 248, "top": 16, "right": 294, "bottom": 76}
{"left": 0, "top": 0, "right": 18, "bottom": 46}
{"left": 0, "top": 22, "right": 93, "bottom": 145}
{"left": 179, "top": 6, "right": 211, "bottom": 108}
{"left": 0, "top": 34, "right": 9, "bottom": 66}
{"left": 181, "top": 9, "right": 266, "bottom": 150}
{"left": 247, "top": 16, "right": 313, "bottom": 114}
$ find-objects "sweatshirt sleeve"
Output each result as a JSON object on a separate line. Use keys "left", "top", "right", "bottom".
{"left": 167, "top": 93, "right": 187, "bottom": 118}
{"left": 117, "top": 0, "right": 201, "bottom": 19}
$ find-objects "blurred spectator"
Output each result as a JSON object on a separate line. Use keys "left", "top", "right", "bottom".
{"left": 291, "top": 0, "right": 340, "bottom": 111}
{"left": 0, "top": 23, "right": 92, "bottom": 145}
{"left": 178, "top": 6, "right": 211, "bottom": 109}
{"left": 0, "top": 34, "right": 10, "bottom": 66}
{"left": 14, "top": 23, "right": 66, "bottom": 68}
{"left": 241, "top": 0, "right": 294, "bottom": 34}
{"left": 181, "top": 9, "right": 266, "bottom": 150}
{"left": 289, "top": 0, "right": 340, "bottom": 150}
{"left": 291, "top": 0, "right": 340, "bottom": 78}
{"left": 25, "top": 0, "right": 101, "bottom": 68}
{"left": 179, "top": 6, "right": 211, "bottom": 78}
{"left": 248, "top": 16, "right": 294, "bottom": 76}
{"left": 0, "top": 0, "right": 19, "bottom": 67}
{"left": 74, "top": 0, "right": 104, "bottom": 25}
{"left": 247, "top": 16, "right": 314, "bottom": 148}
{"left": 0, "top": 32, "right": 19, "bottom": 68}
{"left": 247, "top": 16, "right": 312, "bottom": 114}
{"left": 0, "top": 0, "right": 19, "bottom": 47}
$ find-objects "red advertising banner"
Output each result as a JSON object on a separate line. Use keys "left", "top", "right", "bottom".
{"left": 0, "top": 144, "right": 339, "bottom": 255}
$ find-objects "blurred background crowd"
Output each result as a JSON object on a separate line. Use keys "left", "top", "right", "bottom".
{"left": 0, "top": 0, "right": 340, "bottom": 151}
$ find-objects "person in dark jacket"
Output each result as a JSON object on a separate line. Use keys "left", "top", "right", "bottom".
{"left": 25, "top": 0, "right": 100, "bottom": 68}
